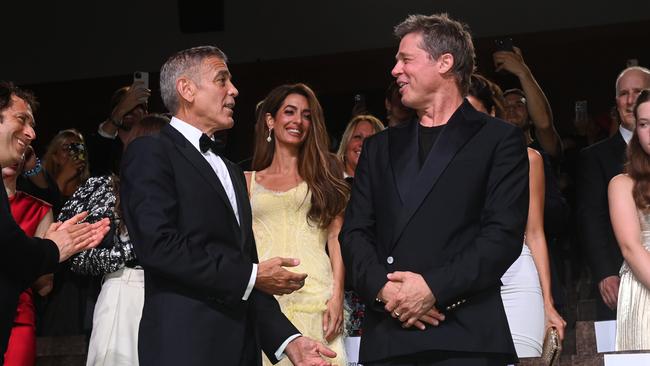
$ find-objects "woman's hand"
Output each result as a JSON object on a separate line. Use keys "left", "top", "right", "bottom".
{"left": 544, "top": 303, "right": 567, "bottom": 341}
{"left": 59, "top": 156, "right": 86, "bottom": 182}
{"left": 323, "top": 292, "right": 344, "bottom": 343}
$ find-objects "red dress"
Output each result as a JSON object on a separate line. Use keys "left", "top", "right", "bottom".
{"left": 4, "top": 192, "right": 51, "bottom": 366}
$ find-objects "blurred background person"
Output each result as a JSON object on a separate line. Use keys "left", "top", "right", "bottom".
{"left": 42, "top": 129, "right": 90, "bottom": 205}
{"left": 493, "top": 46, "right": 562, "bottom": 159}
{"left": 384, "top": 80, "right": 415, "bottom": 127}
{"left": 3, "top": 155, "right": 54, "bottom": 366}
{"left": 62, "top": 114, "right": 169, "bottom": 366}
{"left": 609, "top": 89, "right": 650, "bottom": 351}
{"left": 337, "top": 114, "right": 384, "bottom": 181}
{"left": 41, "top": 129, "right": 95, "bottom": 338}
{"left": 335, "top": 114, "right": 383, "bottom": 344}
{"left": 468, "top": 74, "right": 566, "bottom": 357}
{"left": 88, "top": 82, "right": 150, "bottom": 177}
{"left": 577, "top": 66, "right": 650, "bottom": 320}
{"left": 246, "top": 83, "right": 349, "bottom": 366}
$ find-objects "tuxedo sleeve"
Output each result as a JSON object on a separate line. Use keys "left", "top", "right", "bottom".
{"left": 423, "top": 126, "right": 528, "bottom": 307}
{"left": 339, "top": 137, "right": 389, "bottom": 308}
{"left": 120, "top": 137, "right": 253, "bottom": 306}
{"left": 0, "top": 186, "right": 59, "bottom": 286}
{"left": 576, "top": 148, "right": 620, "bottom": 282}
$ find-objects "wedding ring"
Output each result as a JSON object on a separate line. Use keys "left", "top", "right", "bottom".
{"left": 394, "top": 311, "right": 401, "bottom": 317}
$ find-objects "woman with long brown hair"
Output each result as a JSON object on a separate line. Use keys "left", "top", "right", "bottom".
{"left": 246, "top": 83, "right": 349, "bottom": 365}
{"left": 609, "top": 89, "right": 650, "bottom": 351}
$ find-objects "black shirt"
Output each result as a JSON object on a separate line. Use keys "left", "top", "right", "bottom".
{"left": 418, "top": 124, "right": 445, "bottom": 167}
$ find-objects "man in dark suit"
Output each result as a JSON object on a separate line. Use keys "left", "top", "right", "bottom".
{"left": 0, "top": 81, "right": 109, "bottom": 359}
{"left": 120, "top": 46, "right": 335, "bottom": 366}
{"left": 577, "top": 66, "right": 650, "bottom": 320}
{"left": 339, "top": 14, "right": 528, "bottom": 365}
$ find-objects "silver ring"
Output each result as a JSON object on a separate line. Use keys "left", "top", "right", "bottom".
{"left": 394, "top": 311, "right": 401, "bottom": 317}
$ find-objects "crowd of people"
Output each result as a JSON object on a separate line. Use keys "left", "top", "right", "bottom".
{"left": 1, "top": 11, "right": 650, "bottom": 366}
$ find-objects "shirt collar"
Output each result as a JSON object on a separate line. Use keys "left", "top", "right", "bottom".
{"left": 619, "top": 125, "right": 633, "bottom": 145}
{"left": 170, "top": 116, "right": 206, "bottom": 153}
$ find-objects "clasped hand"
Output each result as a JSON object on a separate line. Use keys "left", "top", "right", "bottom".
{"left": 378, "top": 271, "right": 443, "bottom": 329}
{"left": 255, "top": 257, "right": 307, "bottom": 295}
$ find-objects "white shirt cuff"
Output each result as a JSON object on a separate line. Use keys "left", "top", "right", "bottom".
{"left": 98, "top": 122, "right": 118, "bottom": 139}
{"left": 275, "top": 334, "right": 301, "bottom": 361}
{"left": 242, "top": 263, "right": 257, "bottom": 300}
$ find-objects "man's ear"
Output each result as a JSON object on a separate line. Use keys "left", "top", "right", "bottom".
{"left": 438, "top": 53, "right": 455, "bottom": 74}
{"left": 176, "top": 77, "right": 196, "bottom": 104}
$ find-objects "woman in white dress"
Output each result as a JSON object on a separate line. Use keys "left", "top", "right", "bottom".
{"left": 609, "top": 89, "right": 650, "bottom": 351}
{"left": 468, "top": 74, "right": 566, "bottom": 357}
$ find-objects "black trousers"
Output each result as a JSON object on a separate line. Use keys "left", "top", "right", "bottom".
{"left": 364, "top": 350, "right": 513, "bottom": 366}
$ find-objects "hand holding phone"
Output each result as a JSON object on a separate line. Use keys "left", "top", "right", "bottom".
{"left": 494, "top": 38, "right": 514, "bottom": 52}
{"left": 133, "top": 71, "right": 149, "bottom": 89}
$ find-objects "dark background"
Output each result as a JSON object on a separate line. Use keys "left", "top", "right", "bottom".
{"left": 1, "top": 1, "right": 649, "bottom": 163}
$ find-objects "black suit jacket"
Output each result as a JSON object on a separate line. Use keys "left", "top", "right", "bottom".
{"left": 340, "top": 100, "right": 528, "bottom": 363}
{"left": 121, "top": 124, "right": 298, "bottom": 366}
{"left": 576, "top": 131, "right": 626, "bottom": 312}
{"left": 0, "top": 179, "right": 59, "bottom": 357}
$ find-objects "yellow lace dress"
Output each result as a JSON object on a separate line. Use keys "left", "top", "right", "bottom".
{"left": 250, "top": 172, "right": 347, "bottom": 366}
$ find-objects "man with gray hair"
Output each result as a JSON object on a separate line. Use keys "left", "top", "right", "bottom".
{"left": 121, "top": 46, "right": 335, "bottom": 365}
{"left": 577, "top": 66, "right": 650, "bottom": 320}
{"left": 340, "top": 13, "right": 527, "bottom": 365}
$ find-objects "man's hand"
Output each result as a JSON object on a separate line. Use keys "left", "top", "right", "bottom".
{"left": 376, "top": 280, "right": 400, "bottom": 304}
{"left": 111, "top": 81, "right": 150, "bottom": 122}
{"left": 45, "top": 212, "right": 110, "bottom": 262}
{"left": 285, "top": 336, "right": 336, "bottom": 366}
{"left": 255, "top": 257, "right": 307, "bottom": 295}
{"left": 493, "top": 47, "right": 529, "bottom": 78}
{"left": 598, "top": 275, "right": 620, "bottom": 310}
{"left": 384, "top": 271, "right": 436, "bottom": 328}
{"left": 406, "top": 307, "right": 446, "bottom": 330}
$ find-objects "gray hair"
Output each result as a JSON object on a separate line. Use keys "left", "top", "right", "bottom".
{"left": 615, "top": 66, "right": 650, "bottom": 95}
{"left": 160, "top": 46, "right": 228, "bottom": 113}
{"left": 394, "top": 13, "right": 475, "bottom": 95}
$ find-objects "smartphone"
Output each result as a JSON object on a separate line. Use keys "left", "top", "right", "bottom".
{"left": 133, "top": 71, "right": 149, "bottom": 89}
{"left": 575, "top": 100, "right": 588, "bottom": 123}
{"left": 495, "top": 38, "right": 514, "bottom": 52}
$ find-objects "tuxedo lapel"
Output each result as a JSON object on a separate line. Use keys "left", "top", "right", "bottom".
{"left": 224, "top": 160, "right": 251, "bottom": 251}
{"left": 162, "top": 125, "right": 239, "bottom": 226}
{"left": 390, "top": 101, "right": 485, "bottom": 249}
{"left": 389, "top": 119, "right": 420, "bottom": 204}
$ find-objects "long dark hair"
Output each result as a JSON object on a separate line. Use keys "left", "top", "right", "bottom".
{"left": 252, "top": 83, "right": 349, "bottom": 228}
{"left": 625, "top": 89, "right": 650, "bottom": 210}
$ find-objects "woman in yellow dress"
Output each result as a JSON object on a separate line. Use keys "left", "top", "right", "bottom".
{"left": 245, "top": 83, "right": 349, "bottom": 365}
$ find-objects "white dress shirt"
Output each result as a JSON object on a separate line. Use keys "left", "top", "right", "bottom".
{"left": 170, "top": 117, "right": 299, "bottom": 360}
{"left": 170, "top": 117, "right": 256, "bottom": 300}
{"left": 619, "top": 125, "right": 633, "bottom": 145}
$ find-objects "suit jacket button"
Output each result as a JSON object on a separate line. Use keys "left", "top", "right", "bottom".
{"left": 387, "top": 256, "right": 394, "bottom": 264}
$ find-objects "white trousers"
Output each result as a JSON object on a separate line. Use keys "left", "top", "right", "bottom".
{"left": 86, "top": 267, "right": 144, "bottom": 366}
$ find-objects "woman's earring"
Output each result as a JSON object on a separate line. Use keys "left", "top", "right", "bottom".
{"left": 266, "top": 128, "right": 273, "bottom": 143}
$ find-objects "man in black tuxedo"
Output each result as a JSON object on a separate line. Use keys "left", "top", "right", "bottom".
{"left": 0, "top": 81, "right": 109, "bottom": 359}
{"left": 339, "top": 14, "right": 528, "bottom": 365}
{"left": 577, "top": 66, "right": 650, "bottom": 320}
{"left": 120, "top": 46, "right": 335, "bottom": 366}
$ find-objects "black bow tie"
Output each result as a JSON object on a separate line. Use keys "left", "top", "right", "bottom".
{"left": 199, "top": 134, "right": 226, "bottom": 155}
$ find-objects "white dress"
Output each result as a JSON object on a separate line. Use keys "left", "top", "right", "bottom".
{"left": 501, "top": 243, "right": 545, "bottom": 357}
{"left": 615, "top": 210, "right": 650, "bottom": 351}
